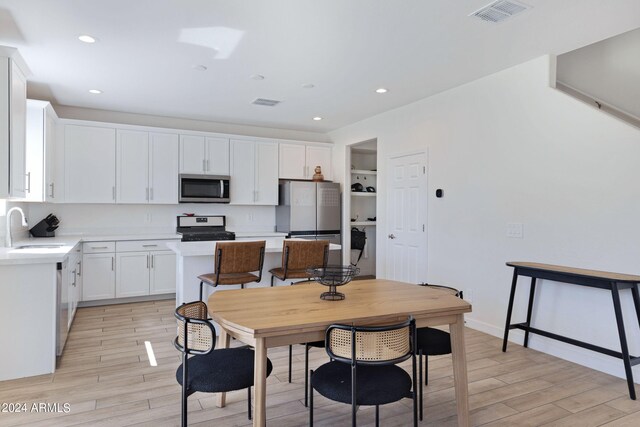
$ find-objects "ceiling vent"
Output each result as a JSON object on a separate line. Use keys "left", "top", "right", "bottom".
{"left": 252, "top": 98, "right": 281, "bottom": 107}
{"left": 470, "top": 1, "right": 530, "bottom": 23}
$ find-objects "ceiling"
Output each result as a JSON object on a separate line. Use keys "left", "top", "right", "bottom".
{"left": 557, "top": 27, "right": 640, "bottom": 121}
{"left": 0, "top": 0, "right": 639, "bottom": 133}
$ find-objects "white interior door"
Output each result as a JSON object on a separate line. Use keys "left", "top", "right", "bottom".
{"left": 386, "top": 152, "right": 427, "bottom": 283}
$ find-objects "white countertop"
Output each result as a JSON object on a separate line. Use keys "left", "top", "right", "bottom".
{"left": 0, "top": 233, "right": 181, "bottom": 266}
{"left": 167, "top": 238, "right": 341, "bottom": 257}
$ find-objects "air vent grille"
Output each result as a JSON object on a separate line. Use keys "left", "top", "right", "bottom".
{"left": 471, "top": 1, "right": 530, "bottom": 23}
{"left": 252, "top": 98, "right": 281, "bottom": 107}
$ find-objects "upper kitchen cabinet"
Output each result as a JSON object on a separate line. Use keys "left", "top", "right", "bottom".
{"left": 0, "top": 47, "right": 29, "bottom": 199}
{"left": 25, "top": 100, "right": 59, "bottom": 202}
{"left": 65, "top": 124, "right": 116, "bottom": 203}
{"left": 230, "top": 139, "right": 278, "bottom": 205}
{"left": 279, "top": 142, "right": 332, "bottom": 181}
{"left": 179, "top": 135, "right": 229, "bottom": 175}
{"left": 116, "top": 130, "right": 179, "bottom": 204}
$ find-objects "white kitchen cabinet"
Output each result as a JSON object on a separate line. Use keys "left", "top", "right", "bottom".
{"left": 26, "top": 100, "right": 59, "bottom": 203}
{"left": 150, "top": 251, "right": 176, "bottom": 294}
{"left": 279, "top": 142, "right": 332, "bottom": 181}
{"left": 116, "top": 251, "right": 150, "bottom": 298}
{"left": 149, "top": 132, "right": 179, "bottom": 203}
{"left": 230, "top": 139, "right": 278, "bottom": 205}
{"left": 116, "top": 130, "right": 178, "bottom": 204}
{"left": 180, "top": 135, "right": 229, "bottom": 175}
{"left": 82, "top": 251, "right": 116, "bottom": 301}
{"left": 0, "top": 49, "right": 28, "bottom": 199}
{"left": 65, "top": 125, "right": 116, "bottom": 203}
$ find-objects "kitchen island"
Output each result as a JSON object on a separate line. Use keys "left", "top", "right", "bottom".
{"left": 167, "top": 236, "right": 342, "bottom": 309}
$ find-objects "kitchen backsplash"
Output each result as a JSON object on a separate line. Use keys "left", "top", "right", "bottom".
{"left": 26, "top": 203, "right": 277, "bottom": 236}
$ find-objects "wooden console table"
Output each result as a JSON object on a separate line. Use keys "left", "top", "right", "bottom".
{"left": 502, "top": 262, "right": 640, "bottom": 400}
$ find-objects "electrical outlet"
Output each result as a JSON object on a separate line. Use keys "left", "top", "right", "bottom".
{"left": 506, "top": 223, "right": 524, "bottom": 238}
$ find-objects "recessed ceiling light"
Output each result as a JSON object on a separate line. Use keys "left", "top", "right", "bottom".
{"left": 313, "top": 116, "right": 323, "bottom": 121}
{"left": 302, "top": 83, "right": 315, "bottom": 89}
{"left": 192, "top": 64, "right": 207, "bottom": 71}
{"left": 88, "top": 89, "right": 102, "bottom": 94}
{"left": 78, "top": 35, "right": 96, "bottom": 43}
{"left": 250, "top": 74, "right": 265, "bottom": 80}
{"left": 375, "top": 88, "right": 388, "bottom": 94}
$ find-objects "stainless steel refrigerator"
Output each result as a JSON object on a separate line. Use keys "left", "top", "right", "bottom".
{"left": 276, "top": 181, "right": 342, "bottom": 264}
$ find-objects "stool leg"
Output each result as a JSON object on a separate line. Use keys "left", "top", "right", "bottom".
{"left": 199, "top": 281, "right": 204, "bottom": 302}
{"left": 523, "top": 277, "right": 537, "bottom": 348}
{"left": 612, "top": 283, "right": 636, "bottom": 400}
{"left": 375, "top": 405, "right": 379, "bottom": 427}
{"left": 502, "top": 270, "right": 519, "bottom": 352}
{"left": 309, "top": 370, "right": 314, "bottom": 427}
{"left": 271, "top": 275, "right": 275, "bottom": 287}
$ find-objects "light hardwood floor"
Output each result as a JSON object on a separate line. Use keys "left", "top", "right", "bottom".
{"left": 0, "top": 300, "right": 639, "bottom": 426}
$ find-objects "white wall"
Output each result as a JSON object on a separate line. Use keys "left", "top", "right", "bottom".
{"left": 329, "top": 55, "right": 640, "bottom": 380}
{"left": 26, "top": 203, "right": 275, "bottom": 236}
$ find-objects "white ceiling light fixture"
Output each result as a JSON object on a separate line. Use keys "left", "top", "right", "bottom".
{"left": 375, "top": 88, "right": 388, "bottom": 94}
{"left": 470, "top": 1, "right": 531, "bottom": 24}
{"left": 88, "top": 89, "right": 102, "bottom": 94}
{"left": 78, "top": 34, "right": 96, "bottom": 43}
{"left": 192, "top": 64, "right": 207, "bottom": 71}
{"left": 250, "top": 74, "right": 265, "bottom": 80}
{"left": 313, "top": 116, "right": 323, "bottom": 121}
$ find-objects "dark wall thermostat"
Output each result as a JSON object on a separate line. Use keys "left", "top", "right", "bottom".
{"left": 436, "top": 189, "right": 444, "bottom": 198}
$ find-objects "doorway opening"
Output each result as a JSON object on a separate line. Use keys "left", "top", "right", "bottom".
{"left": 348, "top": 139, "right": 377, "bottom": 279}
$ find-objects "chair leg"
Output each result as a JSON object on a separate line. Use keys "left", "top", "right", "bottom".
{"left": 181, "top": 353, "right": 188, "bottom": 427}
{"left": 271, "top": 275, "right": 275, "bottom": 287}
{"left": 304, "top": 343, "right": 310, "bottom": 407}
{"left": 419, "top": 349, "right": 423, "bottom": 421}
{"left": 424, "top": 354, "right": 429, "bottom": 385}
{"left": 375, "top": 405, "right": 379, "bottom": 427}
{"left": 288, "top": 345, "right": 293, "bottom": 383}
{"left": 247, "top": 386, "right": 252, "bottom": 420}
{"left": 309, "top": 369, "right": 314, "bottom": 427}
{"left": 199, "top": 281, "right": 203, "bottom": 302}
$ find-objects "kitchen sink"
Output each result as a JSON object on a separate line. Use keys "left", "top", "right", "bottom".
{"left": 13, "top": 244, "right": 65, "bottom": 250}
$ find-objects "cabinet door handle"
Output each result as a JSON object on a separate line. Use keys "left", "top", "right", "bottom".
{"left": 142, "top": 244, "right": 157, "bottom": 247}
{"left": 151, "top": 254, "right": 154, "bottom": 269}
{"left": 111, "top": 256, "right": 115, "bottom": 271}
{"left": 91, "top": 246, "right": 109, "bottom": 250}
{"left": 72, "top": 270, "right": 77, "bottom": 286}
{"left": 50, "top": 182, "right": 55, "bottom": 198}
{"left": 112, "top": 186, "right": 116, "bottom": 200}
{"left": 202, "top": 159, "right": 206, "bottom": 172}
{"left": 147, "top": 254, "right": 150, "bottom": 269}
{"left": 25, "top": 172, "right": 31, "bottom": 192}
{"left": 150, "top": 188, "right": 154, "bottom": 201}
{"left": 77, "top": 261, "right": 82, "bottom": 276}
{"left": 146, "top": 188, "right": 149, "bottom": 201}
{"left": 206, "top": 159, "right": 210, "bottom": 171}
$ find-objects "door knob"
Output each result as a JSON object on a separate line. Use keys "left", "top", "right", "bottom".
{"left": 388, "top": 234, "right": 396, "bottom": 239}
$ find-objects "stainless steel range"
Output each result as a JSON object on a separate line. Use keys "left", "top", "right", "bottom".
{"left": 176, "top": 215, "right": 236, "bottom": 241}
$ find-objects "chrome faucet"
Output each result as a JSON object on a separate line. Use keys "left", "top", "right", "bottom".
{"left": 5, "top": 207, "right": 28, "bottom": 248}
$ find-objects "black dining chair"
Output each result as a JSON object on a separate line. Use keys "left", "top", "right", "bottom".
{"left": 309, "top": 317, "right": 418, "bottom": 427}
{"left": 174, "top": 301, "right": 273, "bottom": 426}
{"left": 416, "top": 282, "right": 463, "bottom": 421}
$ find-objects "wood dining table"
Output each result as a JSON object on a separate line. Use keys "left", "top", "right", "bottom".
{"left": 208, "top": 279, "right": 472, "bottom": 427}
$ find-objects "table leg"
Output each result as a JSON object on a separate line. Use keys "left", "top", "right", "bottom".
{"left": 502, "top": 270, "right": 519, "bottom": 352}
{"left": 523, "top": 277, "right": 537, "bottom": 348}
{"left": 611, "top": 283, "right": 636, "bottom": 400}
{"left": 631, "top": 284, "right": 640, "bottom": 329}
{"left": 253, "top": 337, "right": 267, "bottom": 427}
{"left": 216, "top": 329, "right": 231, "bottom": 408}
{"left": 450, "top": 314, "right": 470, "bottom": 427}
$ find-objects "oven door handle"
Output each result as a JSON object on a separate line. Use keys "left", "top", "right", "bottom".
{"left": 220, "top": 180, "right": 224, "bottom": 198}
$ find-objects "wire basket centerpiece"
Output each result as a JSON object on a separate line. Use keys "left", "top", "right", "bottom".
{"left": 307, "top": 265, "right": 360, "bottom": 300}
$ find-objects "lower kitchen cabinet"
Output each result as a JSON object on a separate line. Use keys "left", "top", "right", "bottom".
{"left": 116, "top": 250, "right": 176, "bottom": 297}
{"left": 82, "top": 252, "right": 116, "bottom": 301}
{"left": 150, "top": 251, "right": 177, "bottom": 294}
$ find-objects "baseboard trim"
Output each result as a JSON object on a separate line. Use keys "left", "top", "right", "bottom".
{"left": 464, "top": 316, "right": 640, "bottom": 383}
{"left": 78, "top": 293, "right": 175, "bottom": 308}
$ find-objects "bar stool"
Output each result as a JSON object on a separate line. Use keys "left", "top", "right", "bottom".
{"left": 269, "top": 239, "right": 329, "bottom": 287}
{"left": 198, "top": 240, "right": 266, "bottom": 302}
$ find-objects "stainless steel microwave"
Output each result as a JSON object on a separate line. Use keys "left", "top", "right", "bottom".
{"left": 179, "top": 174, "right": 230, "bottom": 203}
